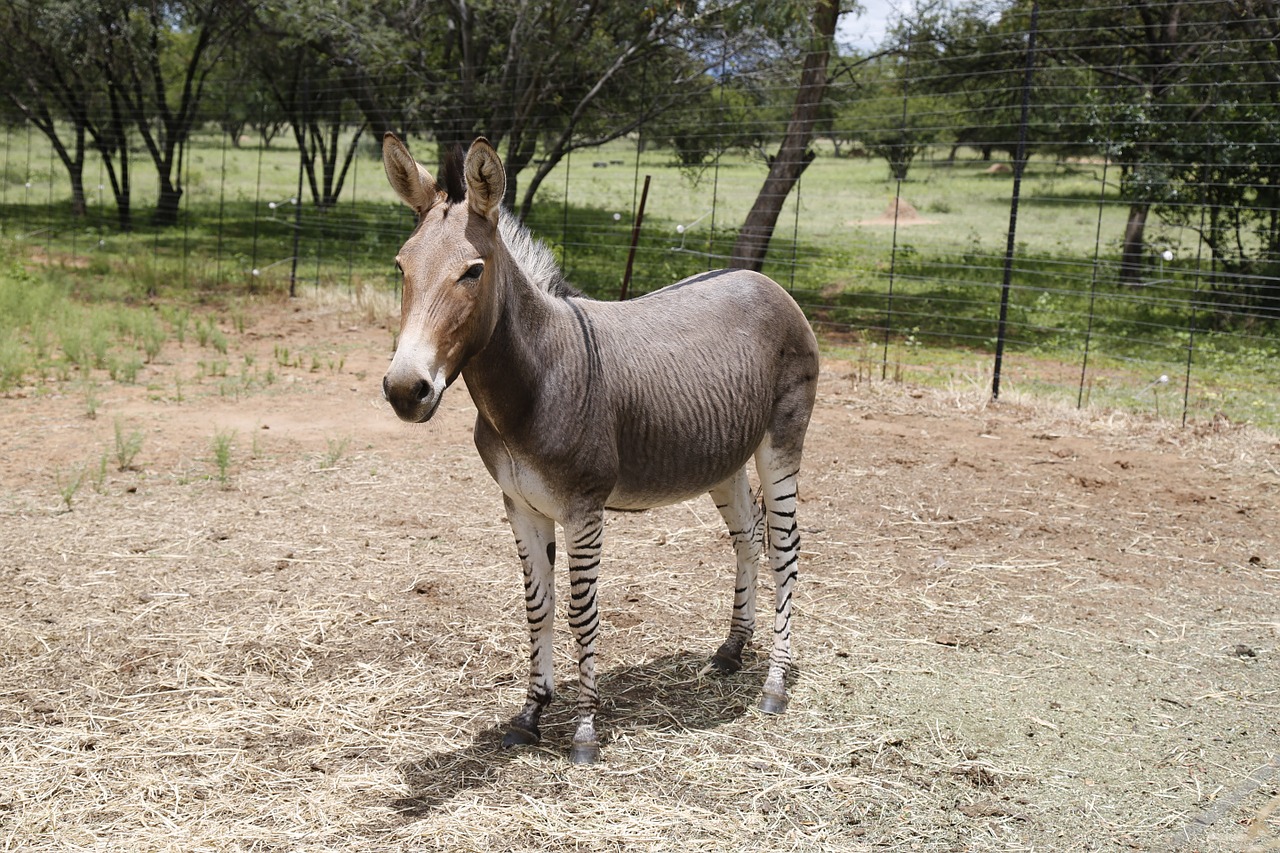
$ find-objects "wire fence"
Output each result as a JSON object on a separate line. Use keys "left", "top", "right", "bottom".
{"left": 1, "top": 1, "right": 1277, "bottom": 429}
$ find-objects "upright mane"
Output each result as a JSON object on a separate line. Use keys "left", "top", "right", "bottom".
{"left": 434, "top": 140, "right": 579, "bottom": 298}
{"left": 439, "top": 144, "right": 467, "bottom": 205}
{"left": 498, "top": 213, "right": 582, "bottom": 299}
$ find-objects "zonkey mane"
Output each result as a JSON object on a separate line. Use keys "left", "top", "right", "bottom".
{"left": 498, "top": 213, "right": 581, "bottom": 299}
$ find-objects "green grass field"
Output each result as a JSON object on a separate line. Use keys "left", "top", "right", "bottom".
{"left": 2, "top": 128, "right": 1276, "bottom": 429}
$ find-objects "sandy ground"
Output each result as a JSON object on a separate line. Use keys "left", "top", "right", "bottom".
{"left": 1, "top": 294, "right": 1277, "bottom": 851}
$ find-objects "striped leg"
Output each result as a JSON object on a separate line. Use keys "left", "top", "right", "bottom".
{"left": 564, "top": 510, "right": 605, "bottom": 764}
{"left": 708, "top": 467, "right": 763, "bottom": 673}
{"left": 501, "top": 497, "right": 557, "bottom": 749}
{"left": 755, "top": 444, "right": 801, "bottom": 714}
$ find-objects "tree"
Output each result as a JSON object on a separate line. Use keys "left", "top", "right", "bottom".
{"left": 832, "top": 54, "right": 944, "bottom": 180}
{"left": 244, "top": 20, "right": 368, "bottom": 210}
{"left": 1233, "top": 0, "right": 1280, "bottom": 317}
{"left": 868, "top": 0, "right": 1093, "bottom": 170}
{"left": 889, "top": 1, "right": 1032, "bottom": 164}
{"left": 1027, "top": 0, "right": 1227, "bottom": 284}
{"left": 200, "top": 54, "right": 286, "bottom": 150}
{"left": 286, "top": 0, "right": 791, "bottom": 219}
{"left": 506, "top": 7, "right": 727, "bottom": 219}
{"left": 419, "top": 0, "right": 776, "bottom": 218}
{"left": 730, "top": 0, "right": 841, "bottom": 271}
{"left": 1152, "top": 0, "right": 1280, "bottom": 318}
{"left": 98, "top": 0, "right": 254, "bottom": 227}
{"left": 647, "top": 82, "right": 779, "bottom": 173}
{"left": 906, "top": 0, "right": 1275, "bottom": 317}
{"left": 0, "top": 2, "right": 107, "bottom": 219}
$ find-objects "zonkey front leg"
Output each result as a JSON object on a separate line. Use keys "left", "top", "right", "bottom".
{"left": 709, "top": 467, "right": 762, "bottom": 673}
{"left": 563, "top": 509, "right": 605, "bottom": 764}
{"left": 501, "top": 497, "right": 556, "bottom": 749}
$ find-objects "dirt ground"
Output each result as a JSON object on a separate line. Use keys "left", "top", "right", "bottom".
{"left": 1, "top": 294, "right": 1277, "bottom": 852}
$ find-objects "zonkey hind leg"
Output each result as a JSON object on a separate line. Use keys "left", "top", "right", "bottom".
{"left": 755, "top": 443, "right": 802, "bottom": 715}
{"left": 501, "top": 496, "right": 557, "bottom": 748}
{"left": 708, "top": 466, "right": 763, "bottom": 673}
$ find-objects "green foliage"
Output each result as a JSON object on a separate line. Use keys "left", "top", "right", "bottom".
{"left": 107, "top": 353, "right": 142, "bottom": 383}
{"left": 210, "top": 430, "right": 235, "bottom": 487}
{"left": 138, "top": 314, "right": 166, "bottom": 362}
{"left": 209, "top": 325, "right": 229, "bottom": 355}
{"left": 320, "top": 436, "right": 350, "bottom": 470}
{"left": 647, "top": 83, "right": 786, "bottom": 172}
{"left": 0, "top": 335, "right": 26, "bottom": 392}
{"left": 195, "top": 318, "right": 212, "bottom": 348}
{"left": 55, "top": 466, "right": 84, "bottom": 512}
{"left": 164, "top": 307, "right": 190, "bottom": 346}
{"left": 0, "top": 244, "right": 258, "bottom": 394}
{"left": 0, "top": 256, "right": 57, "bottom": 390}
{"left": 82, "top": 381, "right": 100, "bottom": 420}
{"left": 89, "top": 453, "right": 108, "bottom": 493}
{"left": 830, "top": 56, "right": 944, "bottom": 181}
{"left": 113, "top": 418, "right": 144, "bottom": 471}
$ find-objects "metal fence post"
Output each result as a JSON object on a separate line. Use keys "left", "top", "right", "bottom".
{"left": 992, "top": 0, "right": 1040, "bottom": 401}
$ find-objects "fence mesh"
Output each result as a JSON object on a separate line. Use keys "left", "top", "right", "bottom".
{"left": 1, "top": 0, "right": 1277, "bottom": 428}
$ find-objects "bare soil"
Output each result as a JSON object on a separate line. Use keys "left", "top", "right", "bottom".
{"left": 854, "top": 197, "right": 938, "bottom": 227}
{"left": 1, "top": 294, "right": 1277, "bottom": 851}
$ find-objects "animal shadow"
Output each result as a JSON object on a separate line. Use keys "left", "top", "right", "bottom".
{"left": 393, "top": 649, "right": 767, "bottom": 815}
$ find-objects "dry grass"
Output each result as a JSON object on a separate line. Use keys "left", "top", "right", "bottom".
{"left": 1, "top": 296, "right": 1278, "bottom": 851}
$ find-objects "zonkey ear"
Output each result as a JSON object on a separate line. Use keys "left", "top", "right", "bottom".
{"left": 382, "top": 133, "right": 438, "bottom": 215}
{"left": 464, "top": 137, "right": 505, "bottom": 222}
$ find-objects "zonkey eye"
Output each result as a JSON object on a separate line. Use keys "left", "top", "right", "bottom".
{"left": 461, "top": 263, "right": 484, "bottom": 281}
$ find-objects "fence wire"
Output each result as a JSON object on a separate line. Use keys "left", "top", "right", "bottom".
{"left": 1, "top": 0, "right": 1277, "bottom": 429}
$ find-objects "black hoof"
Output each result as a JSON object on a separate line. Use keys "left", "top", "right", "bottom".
{"left": 709, "top": 651, "right": 743, "bottom": 674}
{"left": 569, "top": 740, "right": 600, "bottom": 765}
{"left": 710, "top": 641, "right": 744, "bottom": 674}
{"left": 758, "top": 691, "right": 789, "bottom": 715}
{"left": 501, "top": 722, "right": 541, "bottom": 748}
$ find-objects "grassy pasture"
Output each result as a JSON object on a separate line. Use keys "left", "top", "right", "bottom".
{"left": 1, "top": 128, "right": 1277, "bottom": 428}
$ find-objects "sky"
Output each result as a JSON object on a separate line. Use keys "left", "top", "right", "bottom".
{"left": 835, "top": 0, "right": 906, "bottom": 52}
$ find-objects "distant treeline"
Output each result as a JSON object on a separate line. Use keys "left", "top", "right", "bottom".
{"left": 2, "top": 0, "right": 1277, "bottom": 315}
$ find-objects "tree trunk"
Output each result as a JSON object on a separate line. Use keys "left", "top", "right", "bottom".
{"left": 64, "top": 123, "right": 87, "bottom": 217}
{"left": 111, "top": 92, "right": 132, "bottom": 232}
{"left": 93, "top": 85, "right": 133, "bottom": 232}
{"left": 222, "top": 118, "right": 247, "bottom": 148}
{"left": 501, "top": 132, "right": 538, "bottom": 211}
{"left": 328, "top": 123, "right": 365, "bottom": 208}
{"left": 1118, "top": 202, "right": 1149, "bottom": 285}
{"left": 114, "top": 152, "right": 132, "bottom": 233}
{"left": 68, "top": 170, "right": 87, "bottom": 218}
{"left": 58, "top": 127, "right": 88, "bottom": 218}
{"left": 729, "top": 0, "right": 840, "bottom": 272}
{"left": 321, "top": 121, "right": 339, "bottom": 207}
{"left": 6, "top": 99, "right": 90, "bottom": 218}
{"left": 152, "top": 176, "right": 183, "bottom": 227}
